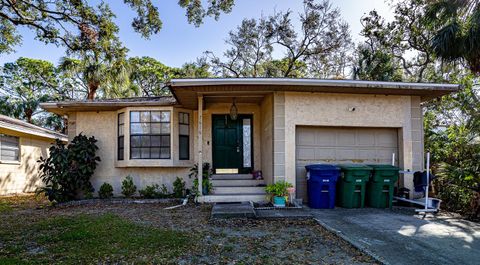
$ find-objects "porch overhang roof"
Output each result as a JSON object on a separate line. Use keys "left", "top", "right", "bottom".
{"left": 0, "top": 114, "right": 67, "bottom": 141}
{"left": 167, "top": 78, "right": 460, "bottom": 109}
{"left": 40, "top": 96, "right": 177, "bottom": 116}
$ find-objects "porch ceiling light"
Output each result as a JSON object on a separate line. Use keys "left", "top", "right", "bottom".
{"left": 230, "top": 97, "right": 238, "bottom": 120}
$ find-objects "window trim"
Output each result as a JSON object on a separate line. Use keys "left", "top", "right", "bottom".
{"left": 129, "top": 110, "right": 171, "bottom": 160}
{"left": 179, "top": 112, "right": 190, "bottom": 160}
{"left": 117, "top": 113, "right": 124, "bottom": 161}
{"left": 0, "top": 134, "right": 20, "bottom": 162}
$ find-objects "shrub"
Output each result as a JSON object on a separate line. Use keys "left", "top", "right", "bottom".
{"left": 139, "top": 184, "right": 171, "bottom": 199}
{"left": 265, "top": 181, "right": 293, "bottom": 197}
{"left": 37, "top": 134, "right": 100, "bottom": 203}
{"left": 99, "top": 183, "right": 113, "bottom": 199}
{"left": 173, "top": 177, "right": 186, "bottom": 198}
{"left": 139, "top": 184, "right": 159, "bottom": 199}
{"left": 121, "top": 176, "right": 137, "bottom": 198}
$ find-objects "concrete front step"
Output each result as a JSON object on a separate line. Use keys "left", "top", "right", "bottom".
{"left": 211, "top": 179, "right": 265, "bottom": 187}
{"left": 200, "top": 193, "right": 268, "bottom": 203}
{"left": 211, "top": 174, "right": 253, "bottom": 180}
{"left": 213, "top": 186, "right": 266, "bottom": 195}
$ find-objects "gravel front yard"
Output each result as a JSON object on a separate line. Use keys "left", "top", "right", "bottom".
{"left": 0, "top": 196, "right": 375, "bottom": 264}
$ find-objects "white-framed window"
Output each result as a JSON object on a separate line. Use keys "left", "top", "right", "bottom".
{"left": 179, "top": 112, "right": 190, "bottom": 160}
{"left": 0, "top": 134, "right": 20, "bottom": 161}
{"left": 130, "top": 111, "right": 171, "bottom": 159}
{"left": 118, "top": 113, "right": 125, "bottom": 160}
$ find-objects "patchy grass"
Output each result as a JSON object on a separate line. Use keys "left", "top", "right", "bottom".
{"left": 0, "top": 197, "right": 375, "bottom": 264}
{"left": 0, "top": 214, "right": 191, "bottom": 264}
{"left": 0, "top": 194, "right": 49, "bottom": 212}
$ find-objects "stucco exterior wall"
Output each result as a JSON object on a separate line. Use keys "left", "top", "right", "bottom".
{"left": 280, "top": 92, "right": 424, "bottom": 196}
{"left": 74, "top": 110, "right": 193, "bottom": 196}
{"left": 193, "top": 103, "right": 262, "bottom": 172}
{"left": 0, "top": 129, "right": 51, "bottom": 195}
{"left": 261, "top": 94, "right": 274, "bottom": 184}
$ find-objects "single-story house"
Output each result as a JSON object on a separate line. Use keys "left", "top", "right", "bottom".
{"left": 41, "top": 78, "right": 459, "bottom": 203}
{"left": 0, "top": 114, "right": 67, "bottom": 195}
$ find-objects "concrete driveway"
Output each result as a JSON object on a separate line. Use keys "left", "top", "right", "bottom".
{"left": 310, "top": 208, "right": 480, "bottom": 265}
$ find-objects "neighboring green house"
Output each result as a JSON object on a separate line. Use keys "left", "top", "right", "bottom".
{"left": 0, "top": 114, "right": 67, "bottom": 195}
{"left": 41, "top": 78, "right": 458, "bottom": 202}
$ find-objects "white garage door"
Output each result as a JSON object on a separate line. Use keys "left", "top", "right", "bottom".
{"left": 295, "top": 126, "right": 399, "bottom": 202}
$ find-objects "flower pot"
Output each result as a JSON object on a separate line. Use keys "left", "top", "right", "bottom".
{"left": 273, "top": 196, "right": 286, "bottom": 207}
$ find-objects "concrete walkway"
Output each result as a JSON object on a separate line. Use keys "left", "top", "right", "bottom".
{"left": 310, "top": 208, "right": 480, "bottom": 265}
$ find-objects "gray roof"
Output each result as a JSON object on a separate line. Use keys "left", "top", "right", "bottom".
{"left": 0, "top": 114, "right": 67, "bottom": 141}
{"left": 168, "top": 78, "right": 460, "bottom": 109}
{"left": 168, "top": 78, "right": 460, "bottom": 91}
{"left": 41, "top": 96, "right": 177, "bottom": 115}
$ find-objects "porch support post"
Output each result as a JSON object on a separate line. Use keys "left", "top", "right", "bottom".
{"left": 197, "top": 95, "right": 204, "bottom": 196}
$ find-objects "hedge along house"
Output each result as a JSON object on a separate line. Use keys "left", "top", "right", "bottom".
{"left": 41, "top": 78, "right": 459, "bottom": 203}
{"left": 0, "top": 114, "right": 67, "bottom": 195}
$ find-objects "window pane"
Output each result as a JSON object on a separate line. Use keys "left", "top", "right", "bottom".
{"left": 161, "top": 123, "right": 170, "bottom": 134}
{"left": 141, "top": 136, "right": 150, "bottom": 147}
{"left": 150, "top": 148, "right": 160, "bottom": 158}
{"left": 151, "top": 111, "right": 161, "bottom": 122}
{"left": 161, "top": 111, "right": 170, "bottom": 122}
{"left": 161, "top": 135, "right": 170, "bottom": 146}
{"left": 130, "top": 112, "right": 140, "bottom": 123}
{"left": 179, "top": 136, "right": 189, "bottom": 160}
{"left": 183, "top": 113, "right": 189, "bottom": 124}
{"left": 151, "top": 123, "right": 161, "bottom": 134}
{"left": 141, "top": 148, "right": 150, "bottom": 158}
{"left": 118, "top": 148, "right": 124, "bottom": 160}
{"left": 131, "top": 136, "right": 142, "bottom": 147}
{"left": 140, "top": 111, "right": 150, "bottom": 122}
{"left": 118, "top": 124, "right": 124, "bottom": 136}
{"left": 151, "top": 136, "right": 161, "bottom": 147}
{"left": 130, "top": 123, "right": 142, "bottom": 134}
{"left": 131, "top": 148, "right": 141, "bottom": 159}
{"left": 160, "top": 147, "right": 170, "bottom": 159}
{"left": 180, "top": 124, "right": 189, "bottom": 135}
{"left": 118, "top": 136, "right": 124, "bottom": 148}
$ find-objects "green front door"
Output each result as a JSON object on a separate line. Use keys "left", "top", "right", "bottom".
{"left": 212, "top": 114, "right": 253, "bottom": 174}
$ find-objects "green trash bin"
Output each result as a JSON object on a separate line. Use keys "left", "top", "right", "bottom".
{"left": 336, "top": 164, "right": 372, "bottom": 208}
{"left": 366, "top": 164, "right": 399, "bottom": 208}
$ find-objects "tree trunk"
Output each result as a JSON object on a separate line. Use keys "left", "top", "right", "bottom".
{"left": 25, "top": 109, "right": 33, "bottom": 124}
{"left": 87, "top": 82, "right": 99, "bottom": 100}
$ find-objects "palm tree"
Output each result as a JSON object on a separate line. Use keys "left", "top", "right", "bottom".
{"left": 59, "top": 52, "right": 133, "bottom": 100}
{"left": 426, "top": 0, "right": 480, "bottom": 73}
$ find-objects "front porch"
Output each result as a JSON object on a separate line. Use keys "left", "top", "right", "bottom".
{"left": 192, "top": 91, "right": 274, "bottom": 203}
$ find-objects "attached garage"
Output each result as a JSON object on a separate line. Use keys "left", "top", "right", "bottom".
{"left": 295, "top": 126, "right": 399, "bottom": 202}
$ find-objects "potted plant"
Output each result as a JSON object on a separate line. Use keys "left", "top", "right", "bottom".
{"left": 265, "top": 181, "right": 293, "bottom": 207}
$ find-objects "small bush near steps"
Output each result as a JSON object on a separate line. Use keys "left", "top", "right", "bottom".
{"left": 99, "top": 183, "right": 114, "bottom": 199}
{"left": 173, "top": 177, "right": 186, "bottom": 198}
{"left": 121, "top": 176, "right": 137, "bottom": 198}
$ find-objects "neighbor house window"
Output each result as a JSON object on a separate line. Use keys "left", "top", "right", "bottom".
{"left": 130, "top": 111, "right": 171, "bottom": 159}
{"left": 179, "top": 112, "right": 190, "bottom": 160}
{"left": 118, "top": 113, "right": 124, "bottom": 160}
{"left": 0, "top": 134, "right": 20, "bottom": 161}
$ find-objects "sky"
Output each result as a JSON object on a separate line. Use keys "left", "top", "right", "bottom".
{"left": 0, "top": 0, "right": 394, "bottom": 68}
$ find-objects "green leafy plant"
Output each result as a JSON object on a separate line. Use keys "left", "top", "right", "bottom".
{"left": 139, "top": 184, "right": 159, "bottom": 199}
{"left": 37, "top": 134, "right": 100, "bottom": 203}
{"left": 265, "top": 181, "right": 293, "bottom": 197}
{"left": 98, "top": 183, "right": 113, "bottom": 199}
{"left": 139, "top": 184, "right": 171, "bottom": 199}
{"left": 173, "top": 177, "right": 186, "bottom": 198}
{"left": 121, "top": 175, "right": 137, "bottom": 198}
{"left": 189, "top": 163, "right": 213, "bottom": 196}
